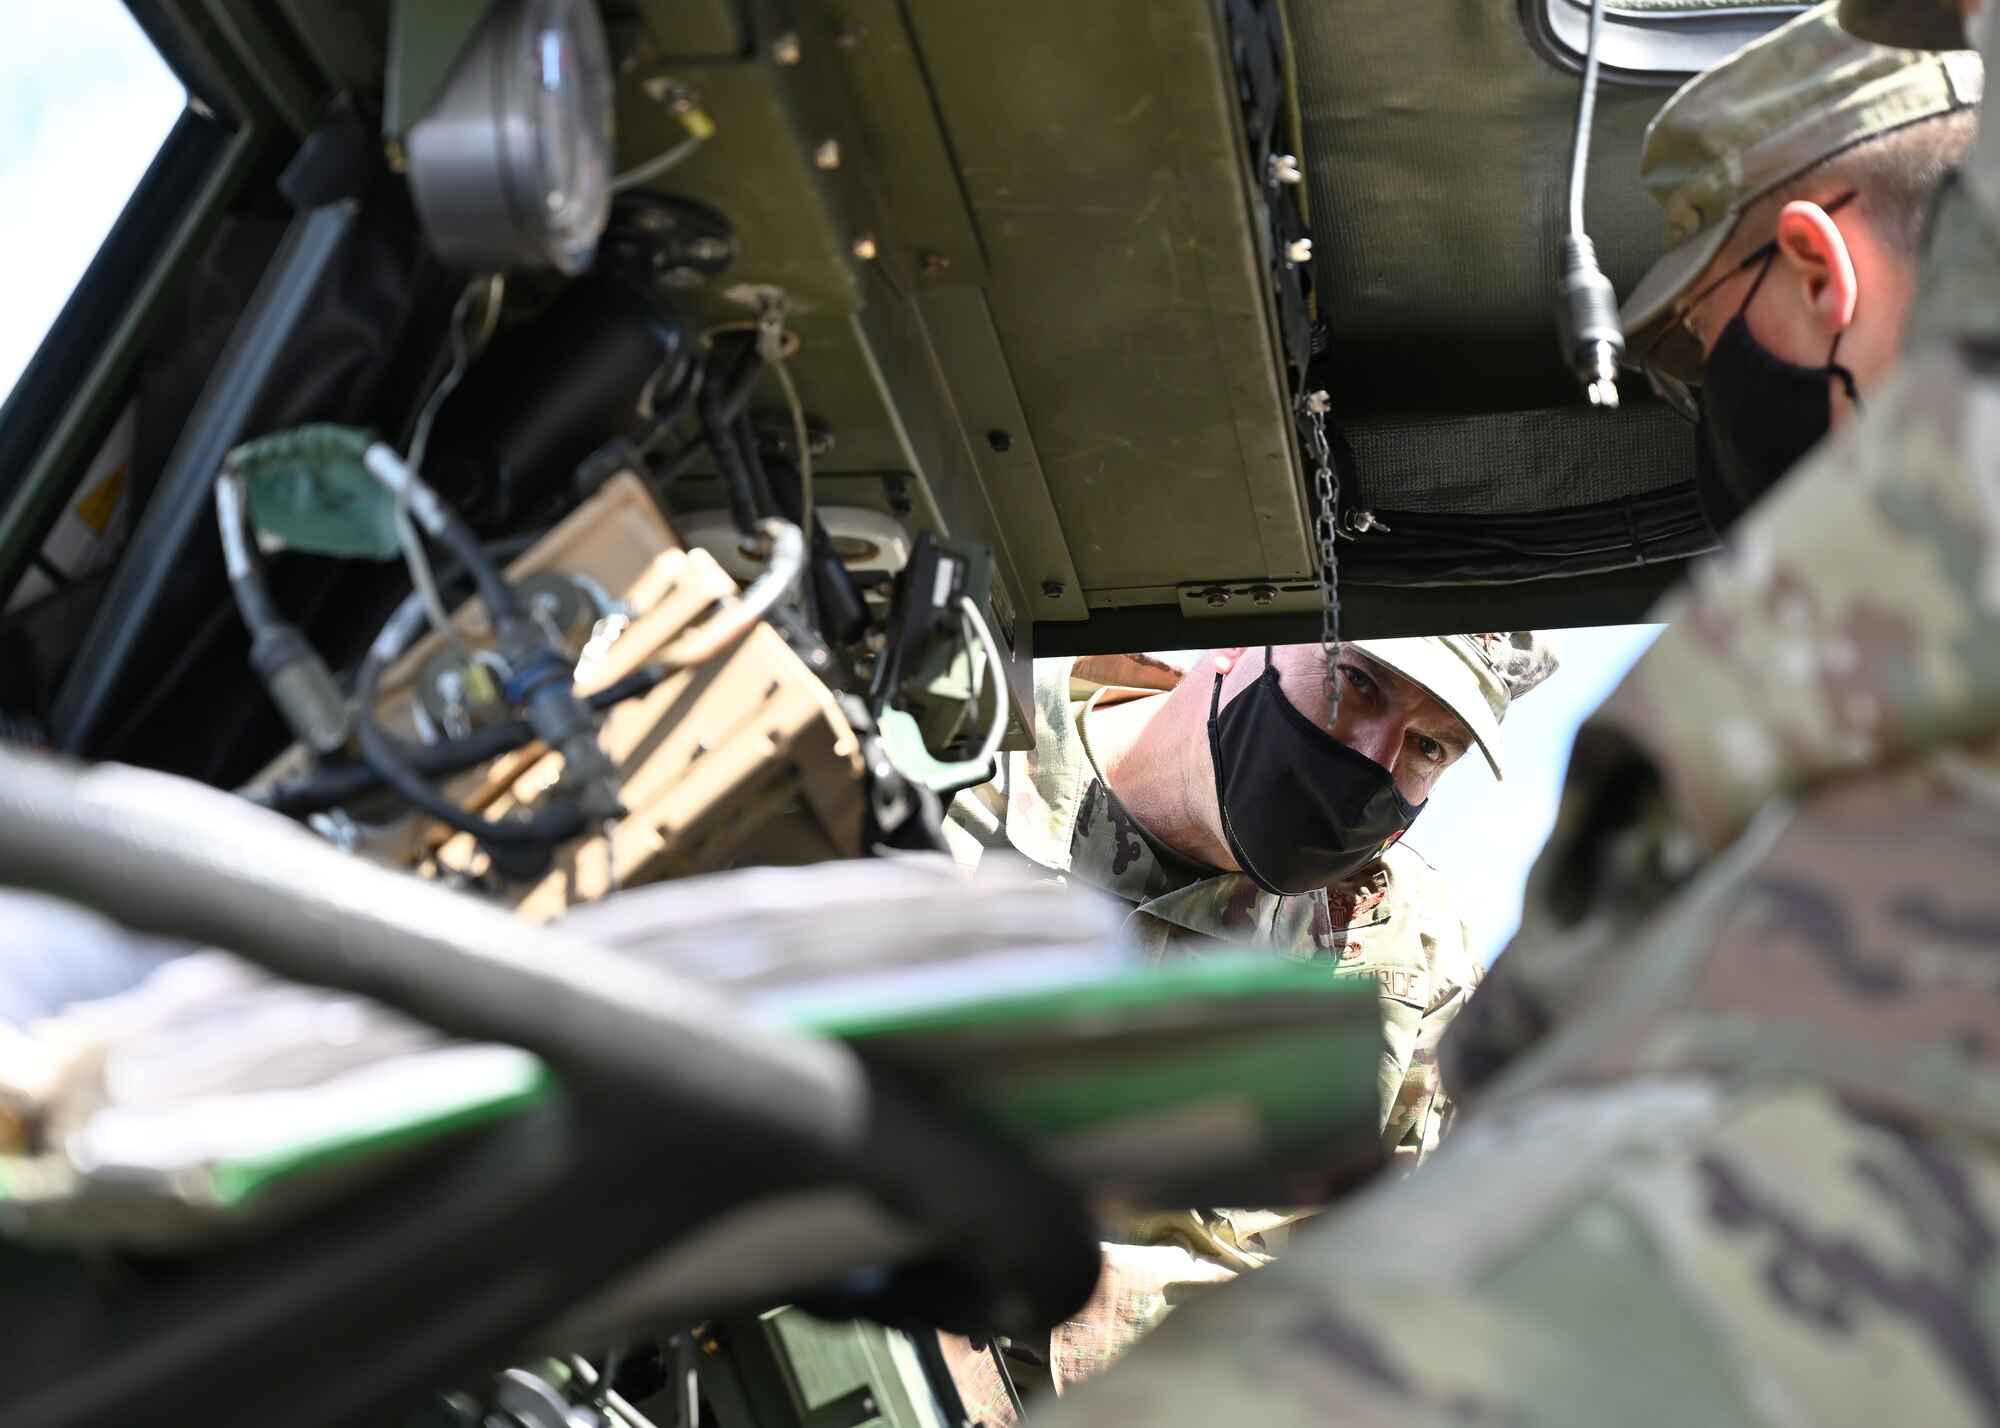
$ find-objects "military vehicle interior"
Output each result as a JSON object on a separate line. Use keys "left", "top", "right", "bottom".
{"left": 0, "top": 0, "right": 1815, "bottom": 782}
{"left": 0, "top": 1, "right": 1811, "bottom": 1425}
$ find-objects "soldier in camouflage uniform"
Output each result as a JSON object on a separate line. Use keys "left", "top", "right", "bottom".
{"left": 1619, "top": 2, "right": 1978, "bottom": 536}
{"left": 940, "top": 637, "right": 1555, "bottom": 1407}
{"left": 1026, "top": 4, "right": 2000, "bottom": 1424}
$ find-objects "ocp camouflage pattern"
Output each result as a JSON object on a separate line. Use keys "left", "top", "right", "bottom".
{"left": 1450, "top": 162, "right": 2000, "bottom": 1092}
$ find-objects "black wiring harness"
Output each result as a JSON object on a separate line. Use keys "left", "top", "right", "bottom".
{"left": 216, "top": 437, "right": 628, "bottom": 875}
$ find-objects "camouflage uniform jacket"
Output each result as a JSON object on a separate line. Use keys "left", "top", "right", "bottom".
{"left": 944, "top": 656, "right": 1482, "bottom": 1168}
{"left": 1448, "top": 155, "right": 2000, "bottom": 1097}
{"left": 942, "top": 657, "right": 1482, "bottom": 1403}
{"left": 1032, "top": 37, "right": 2000, "bottom": 1425}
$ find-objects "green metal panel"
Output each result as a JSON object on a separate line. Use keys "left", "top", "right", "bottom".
{"left": 621, "top": 0, "right": 747, "bottom": 60}
{"left": 617, "top": 6, "right": 1047, "bottom": 721}
{"left": 761, "top": 1308, "right": 948, "bottom": 1428}
{"left": 845, "top": 261, "right": 1036, "bottom": 728}
{"left": 916, "top": 287, "right": 1083, "bottom": 622}
{"left": 901, "top": 0, "right": 1312, "bottom": 599}
{"left": 383, "top": 0, "right": 492, "bottom": 140}
{"left": 1036, "top": 562, "right": 1690, "bottom": 655}
{"left": 199, "top": 0, "right": 326, "bottom": 136}
{"left": 691, "top": 1312, "right": 953, "bottom": 1428}
{"left": 617, "top": 56, "right": 863, "bottom": 316}
{"left": 793, "top": 0, "right": 986, "bottom": 282}
{"left": 272, "top": 0, "right": 390, "bottom": 93}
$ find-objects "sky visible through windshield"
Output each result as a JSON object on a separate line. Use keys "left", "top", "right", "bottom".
{"left": 1403, "top": 622, "right": 1659, "bottom": 962}
{"left": 0, "top": 3, "right": 186, "bottom": 405}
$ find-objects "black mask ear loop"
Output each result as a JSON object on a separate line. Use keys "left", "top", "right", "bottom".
{"left": 1734, "top": 242, "right": 1778, "bottom": 320}
{"left": 1826, "top": 328, "right": 1862, "bottom": 416}
{"left": 1207, "top": 649, "right": 1281, "bottom": 722}
{"left": 1735, "top": 209, "right": 1864, "bottom": 418}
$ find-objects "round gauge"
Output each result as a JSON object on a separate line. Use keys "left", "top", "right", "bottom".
{"left": 524, "top": 0, "right": 612, "bottom": 273}
{"left": 407, "top": 0, "right": 616, "bottom": 274}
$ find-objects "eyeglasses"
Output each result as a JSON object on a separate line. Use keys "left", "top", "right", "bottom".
{"left": 1640, "top": 189, "right": 1859, "bottom": 425}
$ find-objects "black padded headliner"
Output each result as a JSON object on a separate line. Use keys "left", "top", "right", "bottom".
{"left": 1289, "top": 0, "right": 1698, "bottom": 513}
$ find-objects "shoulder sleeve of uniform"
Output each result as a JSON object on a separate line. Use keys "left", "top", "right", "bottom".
{"left": 1378, "top": 845, "right": 1479, "bottom": 999}
{"left": 1592, "top": 349, "right": 2000, "bottom": 856}
{"left": 1459, "top": 348, "right": 2000, "bottom": 1099}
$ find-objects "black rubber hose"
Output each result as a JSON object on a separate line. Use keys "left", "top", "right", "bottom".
{"left": 250, "top": 667, "right": 663, "bottom": 818}
{"left": 638, "top": 337, "right": 761, "bottom": 503}
{"left": 713, "top": 331, "right": 766, "bottom": 425}
{"left": 638, "top": 362, "right": 702, "bottom": 454}
{"left": 354, "top": 638, "right": 588, "bottom": 852}
{"left": 733, "top": 411, "right": 783, "bottom": 521}
{"left": 224, "top": 535, "right": 284, "bottom": 637}
{"left": 431, "top": 504, "right": 525, "bottom": 624}
{"left": 215, "top": 471, "right": 284, "bottom": 636}
{"left": 699, "top": 383, "right": 763, "bottom": 537}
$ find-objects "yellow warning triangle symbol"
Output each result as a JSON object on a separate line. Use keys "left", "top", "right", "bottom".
{"left": 74, "top": 461, "right": 129, "bottom": 539}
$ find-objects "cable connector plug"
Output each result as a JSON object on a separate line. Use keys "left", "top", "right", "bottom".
{"left": 1555, "top": 233, "right": 1624, "bottom": 408}
{"left": 249, "top": 622, "right": 352, "bottom": 756}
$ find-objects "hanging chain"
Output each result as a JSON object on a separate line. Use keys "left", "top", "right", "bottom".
{"left": 1302, "top": 389, "right": 1341, "bottom": 728}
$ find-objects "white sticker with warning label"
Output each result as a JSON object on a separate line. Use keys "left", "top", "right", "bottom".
{"left": 6, "top": 403, "right": 135, "bottom": 613}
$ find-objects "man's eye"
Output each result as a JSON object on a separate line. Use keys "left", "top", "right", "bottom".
{"left": 1340, "top": 665, "right": 1375, "bottom": 696}
{"left": 1415, "top": 735, "right": 1443, "bottom": 762}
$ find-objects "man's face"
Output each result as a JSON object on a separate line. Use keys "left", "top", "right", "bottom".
{"left": 1221, "top": 644, "right": 1475, "bottom": 804}
{"left": 1671, "top": 192, "right": 1912, "bottom": 434}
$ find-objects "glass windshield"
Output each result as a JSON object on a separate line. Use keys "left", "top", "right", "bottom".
{"left": 0, "top": 3, "right": 187, "bottom": 405}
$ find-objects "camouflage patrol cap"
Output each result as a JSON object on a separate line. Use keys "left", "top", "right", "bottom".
{"left": 1840, "top": 0, "right": 1970, "bottom": 51}
{"left": 1347, "top": 633, "right": 1558, "bottom": 781}
{"left": 1620, "top": 2, "right": 1983, "bottom": 382}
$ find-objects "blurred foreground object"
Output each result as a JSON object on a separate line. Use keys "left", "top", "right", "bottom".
{"left": 0, "top": 855, "right": 1383, "bottom": 1253}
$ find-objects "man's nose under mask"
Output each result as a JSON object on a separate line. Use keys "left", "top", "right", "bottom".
{"left": 1206, "top": 658, "right": 1423, "bottom": 897}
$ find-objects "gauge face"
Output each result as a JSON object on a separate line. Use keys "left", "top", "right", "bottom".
{"left": 527, "top": 0, "right": 612, "bottom": 274}
{"left": 405, "top": 0, "right": 616, "bottom": 273}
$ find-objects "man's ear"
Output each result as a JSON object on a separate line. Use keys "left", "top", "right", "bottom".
{"left": 1775, "top": 200, "right": 1859, "bottom": 337}
{"left": 1210, "top": 647, "right": 1248, "bottom": 677}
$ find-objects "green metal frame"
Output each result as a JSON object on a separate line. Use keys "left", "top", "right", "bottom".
{"left": 0, "top": 0, "right": 300, "bottom": 606}
{"left": 696, "top": 1310, "right": 952, "bottom": 1428}
{"left": 383, "top": 0, "right": 493, "bottom": 140}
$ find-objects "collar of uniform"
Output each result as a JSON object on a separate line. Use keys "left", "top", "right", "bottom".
{"left": 1072, "top": 688, "right": 1212, "bottom": 900}
{"left": 998, "top": 657, "right": 1204, "bottom": 894}
{"left": 1132, "top": 856, "right": 1401, "bottom": 950}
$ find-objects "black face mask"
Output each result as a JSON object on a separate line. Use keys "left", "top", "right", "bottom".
{"left": 1207, "top": 653, "right": 1423, "bottom": 897}
{"left": 1695, "top": 253, "right": 1861, "bottom": 535}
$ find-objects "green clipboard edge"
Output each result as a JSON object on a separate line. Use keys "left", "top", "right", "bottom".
{"left": 4, "top": 957, "right": 1380, "bottom": 1218}
{"left": 784, "top": 954, "right": 1377, "bottom": 1041}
